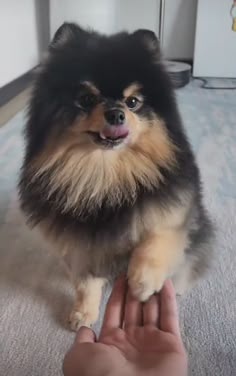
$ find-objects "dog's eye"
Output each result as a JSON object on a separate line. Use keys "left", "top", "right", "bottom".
{"left": 76, "top": 94, "right": 97, "bottom": 109}
{"left": 125, "top": 96, "right": 140, "bottom": 110}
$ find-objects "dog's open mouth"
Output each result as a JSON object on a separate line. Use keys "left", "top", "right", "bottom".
{"left": 87, "top": 126, "right": 129, "bottom": 147}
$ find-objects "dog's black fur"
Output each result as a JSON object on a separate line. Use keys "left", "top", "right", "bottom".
{"left": 19, "top": 23, "right": 213, "bottom": 283}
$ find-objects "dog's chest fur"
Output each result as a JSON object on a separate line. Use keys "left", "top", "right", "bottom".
{"left": 40, "top": 204, "right": 142, "bottom": 279}
{"left": 39, "top": 195, "right": 190, "bottom": 281}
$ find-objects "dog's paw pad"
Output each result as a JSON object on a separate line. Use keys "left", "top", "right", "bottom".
{"left": 68, "top": 310, "right": 94, "bottom": 332}
{"left": 128, "top": 263, "right": 166, "bottom": 302}
{"left": 128, "top": 279, "right": 154, "bottom": 302}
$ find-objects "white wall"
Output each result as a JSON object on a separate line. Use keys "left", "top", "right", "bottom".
{"left": 163, "top": 0, "right": 197, "bottom": 59}
{"left": 50, "top": 0, "right": 160, "bottom": 37}
{"left": 0, "top": 0, "right": 197, "bottom": 89}
{"left": 0, "top": 0, "right": 49, "bottom": 88}
{"left": 50, "top": 0, "right": 197, "bottom": 60}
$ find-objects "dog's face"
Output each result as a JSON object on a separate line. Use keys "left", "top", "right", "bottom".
{"left": 28, "top": 23, "right": 177, "bottom": 151}
{"left": 23, "top": 23, "right": 179, "bottom": 217}
{"left": 70, "top": 80, "right": 145, "bottom": 149}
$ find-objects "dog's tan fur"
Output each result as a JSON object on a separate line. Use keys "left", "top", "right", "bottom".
{"left": 69, "top": 277, "right": 106, "bottom": 331}
{"left": 37, "top": 189, "right": 192, "bottom": 329}
{"left": 128, "top": 229, "right": 189, "bottom": 301}
{"left": 25, "top": 84, "right": 192, "bottom": 330}
{"left": 29, "top": 107, "right": 177, "bottom": 215}
{"left": 123, "top": 82, "right": 143, "bottom": 99}
{"left": 19, "top": 22, "right": 212, "bottom": 333}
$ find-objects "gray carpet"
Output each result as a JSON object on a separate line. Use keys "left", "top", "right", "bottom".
{"left": 0, "top": 80, "right": 236, "bottom": 375}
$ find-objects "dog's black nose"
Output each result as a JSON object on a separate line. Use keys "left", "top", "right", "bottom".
{"left": 104, "top": 109, "right": 125, "bottom": 125}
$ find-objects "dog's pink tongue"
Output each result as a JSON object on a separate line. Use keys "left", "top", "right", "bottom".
{"left": 101, "top": 125, "right": 129, "bottom": 140}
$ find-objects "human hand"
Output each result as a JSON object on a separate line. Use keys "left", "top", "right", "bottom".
{"left": 63, "top": 276, "right": 187, "bottom": 376}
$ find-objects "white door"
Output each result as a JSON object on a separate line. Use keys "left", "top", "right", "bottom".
{"left": 193, "top": 0, "right": 236, "bottom": 77}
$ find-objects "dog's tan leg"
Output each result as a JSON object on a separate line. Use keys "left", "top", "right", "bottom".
{"left": 128, "top": 229, "right": 189, "bottom": 301}
{"left": 69, "top": 276, "right": 106, "bottom": 331}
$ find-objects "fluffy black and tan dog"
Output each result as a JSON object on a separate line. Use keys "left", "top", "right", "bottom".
{"left": 19, "top": 23, "right": 213, "bottom": 330}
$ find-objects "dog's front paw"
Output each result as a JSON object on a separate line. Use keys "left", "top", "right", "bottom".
{"left": 68, "top": 307, "right": 98, "bottom": 332}
{"left": 128, "top": 261, "right": 166, "bottom": 302}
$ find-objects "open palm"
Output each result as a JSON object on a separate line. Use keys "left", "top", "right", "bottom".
{"left": 63, "top": 277, "right": 187, "bottom": 376}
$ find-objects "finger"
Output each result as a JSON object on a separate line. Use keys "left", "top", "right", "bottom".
{"left": 75, "top": 326, "right": 96, "bottom": 344}
{"left": 159, "top": 279, "right": 181, "bottom": 337}
{"left": 63, "top": 327, "right": 96, "bottom": 376}
{"left": 63, "top": 349, "right": 79, "bottom": 376}
{"left": 143, "top": 294, "right": 159, "bottom": 327}
{"left": 100, "top": 274, "right": 127, "bottom": 333}
{"left": 124, "top": 288, "right": 143, "bottom": 328}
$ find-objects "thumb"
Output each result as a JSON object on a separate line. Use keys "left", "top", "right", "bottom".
{"left": 75, "top": 326, "right": 96, "bottom": 344}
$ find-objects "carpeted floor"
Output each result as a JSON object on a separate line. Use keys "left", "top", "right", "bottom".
{"left": 0, "top": 80, "right": 236, "bottom": 376}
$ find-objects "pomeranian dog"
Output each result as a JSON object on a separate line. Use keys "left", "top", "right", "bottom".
{"left": 19, "top": 23, "right": 213, "bottom": 330}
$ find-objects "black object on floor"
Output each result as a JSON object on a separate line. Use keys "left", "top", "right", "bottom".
{"left": 164, "top": 61, "right": 191, "bottom": 88}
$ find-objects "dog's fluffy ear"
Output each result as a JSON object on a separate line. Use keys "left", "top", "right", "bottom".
{"left": 50, "top": 22, "right": 86, "bottom": 48}
{"left": 133, "top": 29, "right": 160, "bottom": 56}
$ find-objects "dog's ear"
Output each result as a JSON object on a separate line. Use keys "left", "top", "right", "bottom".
{"left": 133, "top": 29, "right": 160, "bottom": 56}
{"left": 50, "top": 22, "right": 86, "bottom": 49}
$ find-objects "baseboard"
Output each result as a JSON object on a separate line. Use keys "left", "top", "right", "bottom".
{"left": 0, "top": 70, "right": 34, "bottom": 107}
